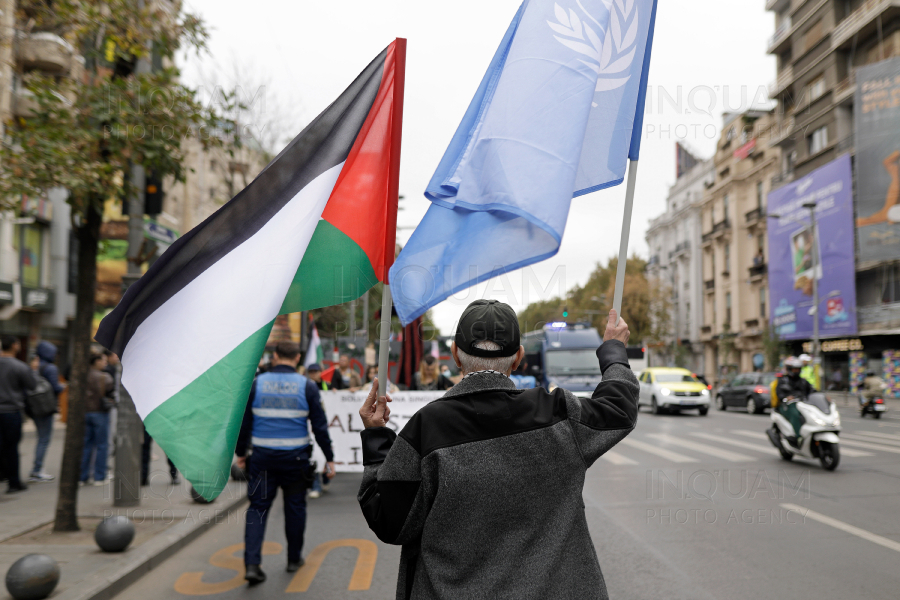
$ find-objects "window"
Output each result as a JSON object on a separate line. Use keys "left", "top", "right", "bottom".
{"left": 723, "top": 195, "right": 729, "bottom": 222}
{"left": 726, "top": 292, "right": 732, "bottom": 326}
{"left": 760, "top": 287, "right": 767, "bottom": 317}
{"left": 808, "top": 126, "right": 828, "bottom": 154}
{"left": 808, "top": 75, "right": 826, "bottom": 101}
{"left": 756, "top": 181, "right": 764, "bottom": 210}
{"left": 804, "top": 19, "right": 824, "bottom": 52}
{"left": 724, "top": 244, "right": 731, "bottom": 272}
{"left": 711, "top": 251, "right": 716, "bottom": 278}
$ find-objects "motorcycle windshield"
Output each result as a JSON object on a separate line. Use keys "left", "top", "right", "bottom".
{"left": 804, "top": 394, "right": 831, "bottom": 415}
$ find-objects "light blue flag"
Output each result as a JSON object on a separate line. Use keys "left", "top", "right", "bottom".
{"left": 390, "top": 0, "right": 658, "bottom": 325}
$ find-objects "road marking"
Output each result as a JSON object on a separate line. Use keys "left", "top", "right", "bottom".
{"left": 850, "top": 431, "right": 900, "bottom": 443}
{"left": 689, "top": 432, "right": 774, "bottom": 453}
{"left": 732, "top": 430, "right": 873, "bottom": 457}
{"left": 842, "top": 433, "right": 900, "bottom": 447}
{"left": 601, "top": 450, "right": 638, "bottom": 465}
{"left": 781, "top": 504, "right": 900, "bottom": 554}
{"left": 174, "top": 541, "right": 282, "bottom": 595}
{"left": 840, "top": 439, "right": 900, "bottom": 454}
{"left": 647, "top": 434, "right": 752, "bottom": 461}
{"left": 286, "top": 539, "right": 377, "bottom": 592}
{"left": 620, "top": 438, "right": 698, "bottom": 463}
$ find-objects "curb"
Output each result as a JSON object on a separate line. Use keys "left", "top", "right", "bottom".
{"left": 54, "top": 494, "right": 249, "bottom": 600}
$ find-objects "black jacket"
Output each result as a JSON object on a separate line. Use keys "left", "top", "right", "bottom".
{"left": 776, "top": 374, "right": 814, "bottom": 402}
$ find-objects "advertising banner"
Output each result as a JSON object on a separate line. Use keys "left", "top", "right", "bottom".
{"left": 767, "top": 154, "right": 857, "bottom": 340}
{"left": 855, "top": 57, "right": 900, "bottom": 263}
{"left": 312, "top": 390, "right": 444, "bottom": 472}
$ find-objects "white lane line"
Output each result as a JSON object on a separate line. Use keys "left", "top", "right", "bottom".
{"left": 842, "top": 433, "right": 900, "bottom": 447}
{"left": 732, "top": 429, "right": 873, "bottom": 457}
{"left": 781, "top": 504, "right": 900, "bottom": 554}
{"left": 647, "top": 433, "right": 752, "bottom": 462}
{"left": 851, "top": 431, "right": 900, "bottom": 443}
{"left": 840, "top": 439, "right": 900, "bottom": 454}
{"left": 690, "top": 432, "right": 775, "bottom": 453}
{"left": 620, "top": 438, "right": 698, "bottom": 463}
{"left": 601, "top": 450, "right": 638, "bottom": 465}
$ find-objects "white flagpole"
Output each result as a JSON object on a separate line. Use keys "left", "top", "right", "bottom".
{"left": 612, "top": 159, "right": 639, "bottom": 325}
{"left": 377, "top": 283, "right": 393, "bottom": 398}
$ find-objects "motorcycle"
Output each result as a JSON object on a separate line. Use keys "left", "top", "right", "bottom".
{"left": 766, "top": 393, "right": 841, "bottom": 471}
{"left": 859, "top": 395, "right": 887, "bottom": 419}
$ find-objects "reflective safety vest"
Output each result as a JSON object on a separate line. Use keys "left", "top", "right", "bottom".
{"left": 251, "top": 371, "right": 311, "bottom": 450}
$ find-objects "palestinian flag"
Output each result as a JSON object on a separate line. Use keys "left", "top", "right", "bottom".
{"left": 303, "top": 317, "right": 324, "bottom": 369}
{"left": 95, "top": 39, "right": 406, "bottom": 500}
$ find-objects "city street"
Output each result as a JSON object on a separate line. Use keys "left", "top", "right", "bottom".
{"left": 118, "top": 400, "right": 900, "bottom": 599}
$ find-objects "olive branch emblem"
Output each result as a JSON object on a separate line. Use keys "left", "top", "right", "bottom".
{"left": 548, "top": 0, "right": 640, "bottom": 93}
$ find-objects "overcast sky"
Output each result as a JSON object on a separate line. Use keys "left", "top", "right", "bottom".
{"left": 180, "top": 0, "right": 776, "bottom": 333}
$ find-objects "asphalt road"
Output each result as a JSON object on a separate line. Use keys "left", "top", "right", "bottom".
{"left": 119, "top": 400, "right": 900, "bottom": 599}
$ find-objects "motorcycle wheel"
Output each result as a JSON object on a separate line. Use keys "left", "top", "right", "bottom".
{"left": 875, "top": 413, "right": 882, "bottom": 420}
{"left": 773, "top": 429, "right": 793, "bottom": 461}
{"left": 818, "top": 443, "right": 840, "bottom": 471}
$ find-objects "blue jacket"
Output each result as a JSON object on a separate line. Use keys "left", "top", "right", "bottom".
{"left": 36, "top": 341, "right": 64, "bottom": 398}
{"left": 236, "top": 365, "right": 333, "bottom": 461}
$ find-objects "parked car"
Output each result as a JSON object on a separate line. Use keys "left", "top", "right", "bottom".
{"left": 638, "top": 368, "right": 711, "bottom": 415}
{"left": 715, "top": 372, "right": 777, "bottom": 414}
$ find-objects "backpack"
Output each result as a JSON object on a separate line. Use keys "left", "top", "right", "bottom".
{"left": 25, "top": 376, "right": 58, "bottom": 419}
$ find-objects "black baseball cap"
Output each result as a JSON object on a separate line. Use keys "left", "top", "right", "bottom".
{"left": 455, "top": 300, "right": 521, "bottom": 358}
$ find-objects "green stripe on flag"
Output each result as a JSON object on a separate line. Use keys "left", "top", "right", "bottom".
{"left": 281, "top": 220, "right": 378, "bottom": 314}
{"left": 143, "top": 320, "right": 275, "bottom": 501}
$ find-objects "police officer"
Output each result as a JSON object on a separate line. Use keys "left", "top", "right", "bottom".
{"left": 235, "top": 342, "right": 335, "bottom": 585}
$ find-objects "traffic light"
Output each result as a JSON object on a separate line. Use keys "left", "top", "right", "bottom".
{"left": 562, "top": 307, "right": 568, "bottom": 318}
{"left": 144, "top": 171, "right": 164, "bottom": 215}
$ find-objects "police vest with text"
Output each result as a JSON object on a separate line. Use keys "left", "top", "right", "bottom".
{"left": 251, "top": 372, "right": 311, "bottom": 451}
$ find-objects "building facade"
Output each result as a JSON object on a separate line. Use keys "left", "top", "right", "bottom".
{"left": 700, "top": 111, "right": 781, "bottom": 383}
{"left": 645, "top": 146, "right": 714, "bottom": 373}
{"left": 767, "top": 0, "right": 900, "bottom": 390}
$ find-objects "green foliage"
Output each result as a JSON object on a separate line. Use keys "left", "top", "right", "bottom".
{"left": 517, "top": 254, "right": 651, "bottom": 342}
{"left": 761, "top": 322, "right": 786, "bottom": 371}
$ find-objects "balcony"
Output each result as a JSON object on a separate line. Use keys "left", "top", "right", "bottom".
{"left": 745, "top": 318, "right": 761, "bottom": 329}
{"left": 701, "top": 325, "right": 713, "bottom": 338}
{"left": 858, "top": 302, "right": 900, "bottom": 331}
{"left": 768, "top": 18, "right": 792, "bottom": 54}
{"left": 835, "top": 71, "right": 856, "bottom": 105}
{"left": 16, "top": 32, "right": 77, "bottom": 74}
{"left": 833, "top": 0, "right": 900, "bottom": 50}
{"left": 701, "top": 231, "right": 714, "bottom": 246}
{"left": 704, "top": 279, "right": 716, "bottom": 293}
{"left": 745, "top": 207, "right": 763, "bottom": 224}
{"left": 12, "top": 88, "right": 37, "bottom": 118}
{"left": 771, "top": 170, "right": 794, "bottom": 189}
{"left": 749, "top": 263, "right": 768, "bottom": 280}
{"left": 648, "top": 254, "right": 660, "bottom": 267}
{"left": 769, "top": 64, "right": 794, "bottom": 97}
{"left": 837, "top": 135, "right": 854, "bottom": 155}
{"left": 711, "top": 219, "right": 731, "bottom": 240}
{"left": 769, "top": 114, "right": 795, "bottom": 147}
{"left": 668, "top": 241, "right": 690, "bottom": 260}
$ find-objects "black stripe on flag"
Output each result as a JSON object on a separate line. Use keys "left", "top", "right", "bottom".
{"left": 96, "top": 48, "right": 389, "bottom": 356}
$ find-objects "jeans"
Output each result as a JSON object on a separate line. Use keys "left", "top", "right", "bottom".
{"left": 244, "top": 446, "right": 309, "bottom": 566}
{"left": 80, "top": 412, "right": 110, "bottom": 482}
{"left": 0, "top": 411, "right": 24, "bottom": 489}
{"left": 31, "top": 413, "right": 54, "bottom": 474}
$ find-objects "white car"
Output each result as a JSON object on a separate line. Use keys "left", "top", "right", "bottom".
{"left": 638, "top": 368, "right": 711, "bottom": 415}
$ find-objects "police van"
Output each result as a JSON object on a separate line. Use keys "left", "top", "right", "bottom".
{"left": 523, "top": 321, "right": 645, "bottom": 398}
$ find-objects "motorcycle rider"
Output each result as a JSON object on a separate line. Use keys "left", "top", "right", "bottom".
{"left": 772, "top": 356, "right": 815, "bottom": 446}
{"left": 860, "top": 371, "right": 887, "bottom": 412}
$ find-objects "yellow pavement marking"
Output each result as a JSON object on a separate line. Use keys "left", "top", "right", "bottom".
{"left": 174, "top": 541, "right": 282, "bottom": 596}
{"left": 286, "top": 539, "right": 378, "bottom": 592}
{"left": 782, "top": 504, "right": 900, "bottom": 554}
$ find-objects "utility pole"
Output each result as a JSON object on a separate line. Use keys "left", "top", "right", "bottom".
{"left": 804, "top": 201, "right": 821, "bottom": 389}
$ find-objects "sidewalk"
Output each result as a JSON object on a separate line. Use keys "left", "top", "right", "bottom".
{"left": 1, "top": 417, "right": 247, "bottom": 600}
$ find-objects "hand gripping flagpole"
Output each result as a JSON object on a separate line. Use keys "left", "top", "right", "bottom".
{"left": 612, "top": 160, "right": 639, "bottom": 325}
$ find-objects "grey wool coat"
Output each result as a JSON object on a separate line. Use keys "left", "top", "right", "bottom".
{"left": 358, "top": 340, "right": 640, "bottom": 599}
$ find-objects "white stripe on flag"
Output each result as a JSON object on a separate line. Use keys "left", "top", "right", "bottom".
{"left": 251, "top": 408, "right": 310, "bottom": 418}
{"left": 122, "top": 163, "right": 344, "bottom": 419}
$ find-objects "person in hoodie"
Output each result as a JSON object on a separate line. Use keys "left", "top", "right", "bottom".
{"left": 30, "top": 341, "right": 65, "bottom": 482}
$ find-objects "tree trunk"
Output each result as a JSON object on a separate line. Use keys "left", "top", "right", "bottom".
{"left": 53, "top": 203, "right": 101, "bottom": 532}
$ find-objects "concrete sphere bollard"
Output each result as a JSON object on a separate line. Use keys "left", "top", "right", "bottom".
{"left": 5, "top": 554, "right": 60, "bottom": 600}
{"left": 230, "top": 462, "right": 247, "bottom": 481}
{"left": 190, "top": 486, "right": 214, "bottom": 504}
{"left": 94, "top": 516, "right": 135, "bottom": 553}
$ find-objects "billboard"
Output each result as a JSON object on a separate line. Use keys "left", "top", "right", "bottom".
{"left": 768, "top": 154, "right": 857, "bottom": 340}
{"left": 855, "top": 57, "right": 900, "bottom": 263}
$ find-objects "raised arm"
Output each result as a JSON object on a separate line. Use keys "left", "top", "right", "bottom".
{"left": 565, "top": 310, "right": 640, "bottom": 467}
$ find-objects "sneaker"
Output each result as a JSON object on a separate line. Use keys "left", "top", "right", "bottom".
{"left": 29, "top": 472, "right": 55, "bottom": 482}
{"left": 308, "top": 490, "right": 321, "bottom": 499}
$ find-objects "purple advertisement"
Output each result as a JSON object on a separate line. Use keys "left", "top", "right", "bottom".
{"left": 767, "top": 154, "right": 857, "bottom": 341}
